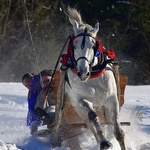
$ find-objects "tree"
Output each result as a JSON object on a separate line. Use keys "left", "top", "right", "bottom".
{"left": 0, "top": 0, "right": 149, "bottom": 84}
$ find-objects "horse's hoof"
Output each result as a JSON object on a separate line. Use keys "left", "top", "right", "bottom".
{"left": 100, "top": 140, "right": 112, "bottom": 149}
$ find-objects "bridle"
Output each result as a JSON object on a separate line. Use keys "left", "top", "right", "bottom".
{"left": 60, "top": 28, "right": 116, "bottom": 79}
{"left": 69, "top": 28, "right": 99, "bottom": 70}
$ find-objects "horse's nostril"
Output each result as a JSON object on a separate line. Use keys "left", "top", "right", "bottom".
{"left": 86, "top": 72, "right": 90, "bottom": 77}
{"left": 78, "top": 72, "right": 81, "bottom": 77}
{"left": 78, "top": 71, "right": 90, "bottom": 78}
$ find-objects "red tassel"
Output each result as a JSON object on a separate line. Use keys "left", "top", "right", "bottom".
{"left": 60, "top": 54, "right": 69, "bottom": 63}
{"left": 104, "top": 49, "right": 115, "bottom": 59}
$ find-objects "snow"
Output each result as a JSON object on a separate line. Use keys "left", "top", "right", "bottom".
{"left": 0, "top": 83, "right": 150, "bottom": 150}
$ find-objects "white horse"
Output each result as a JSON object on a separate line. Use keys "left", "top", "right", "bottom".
{"left": 59, "top": 7, "right": 126, "bottom": 150}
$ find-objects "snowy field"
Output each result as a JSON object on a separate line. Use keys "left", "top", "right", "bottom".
{"left": 0, "top": 83, "right": 150, "bottom": 150}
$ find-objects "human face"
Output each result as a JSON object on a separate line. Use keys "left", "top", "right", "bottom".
{"left": 41, "top": 75, "right": 51, "bottom": 88}
{"left": 22, "top": 78, "right": 32, "bottom": 89}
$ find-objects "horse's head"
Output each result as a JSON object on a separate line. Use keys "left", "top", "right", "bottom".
{"left": 67, "top": 7, "right": 99, "bottom": 81}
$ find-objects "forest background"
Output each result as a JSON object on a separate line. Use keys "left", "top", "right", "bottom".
{"left": 0, "top": 0, "right": 149, "bottom": 85}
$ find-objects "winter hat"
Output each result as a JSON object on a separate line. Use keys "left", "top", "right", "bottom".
{"left": 40, "top": 69, "right": 53, "bottom": 77}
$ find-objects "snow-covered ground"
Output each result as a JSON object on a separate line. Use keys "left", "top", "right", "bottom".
{"left": 0, "top": 83, "right": 150, "bottom": 150}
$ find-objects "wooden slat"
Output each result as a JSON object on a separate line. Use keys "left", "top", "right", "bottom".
{"left": 119, "top": 75, "right": 128, "bottom": 106}
{"left": 64, "top": 100, "right": 84, "bottom": 124}
{"left": 53, "top": 70, "right": 61, "bottom": 102}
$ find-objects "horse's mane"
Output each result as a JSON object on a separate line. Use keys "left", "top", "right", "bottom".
{"left": 67, "top": 7, "right": 83, "bottom": 24}
{"left": 67, "top": 7, "right": 93, "bottom": 33}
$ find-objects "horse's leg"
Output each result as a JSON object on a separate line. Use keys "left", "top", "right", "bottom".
{"left": 104, "top": 95, "right": 126, "bottom": 150}
{"left": 79, "top": 99, "right": 112, "bottom": 149}
{"left": 113, "top": 122, "right": 126, "bottom": 150}
{"left": 85, "top": 119, "right": 99, "bottom": 142}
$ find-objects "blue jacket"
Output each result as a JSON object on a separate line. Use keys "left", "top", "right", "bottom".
{"left": 27, "top": 74, "right": 42, "bottom": 126}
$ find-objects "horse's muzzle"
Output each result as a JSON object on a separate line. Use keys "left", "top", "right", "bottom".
{"left": 77, "top": 71, "right": 90, "bottom": 81}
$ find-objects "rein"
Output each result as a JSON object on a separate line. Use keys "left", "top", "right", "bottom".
{"left": 24, "top": 0, "right": 70, "bottom": 96}
{"left": 45, "top": 35, "right": 70, "bottom": 96}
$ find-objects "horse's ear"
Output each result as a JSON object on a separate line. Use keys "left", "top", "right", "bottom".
{"left": 93, "top": 22, "right": 99, "bottom": 34}
{"left": 68, "top": 17, "right": 79, "bottom": 32}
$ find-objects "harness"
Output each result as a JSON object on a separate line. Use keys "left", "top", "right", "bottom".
{"left": 60, "top": 31, "right": 116, "bottom": 78}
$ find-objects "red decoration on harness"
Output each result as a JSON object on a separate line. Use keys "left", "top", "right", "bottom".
{"left": 71, "top": 68, "right": 105, "bottom": 79}
{"left": 90, "top": 69, "right": 105, "bottom": 78}
{"left": 60, "top": 35, "right": 116, "bottom": 78}
{"left": 104, "top": 49, "right": 115, "bottom": 59}
{"left": 60, "top": 36, "right": 75, "bottom": 64}
{"left": 60, "top": 54, "right": 69, "bottom": 64}
{"left": 95, "top": 38, "right": 115, "bottom": 59}
{"left": 60, "top": 36, "right": 115, "bottom": 64}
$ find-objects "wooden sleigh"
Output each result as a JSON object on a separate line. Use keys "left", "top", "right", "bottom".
{"left": 53, "top": 70, "right": 130, "bottom": 128}
{"left": 35, "top": 69, "right": 130, "bottom": 144}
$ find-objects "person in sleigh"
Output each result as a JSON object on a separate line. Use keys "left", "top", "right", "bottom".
{"left": 35, "top": 69, "right": 56, "bottom": 129}
{"left": 22, "top": 72, "right": 42, "bottom": 134}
